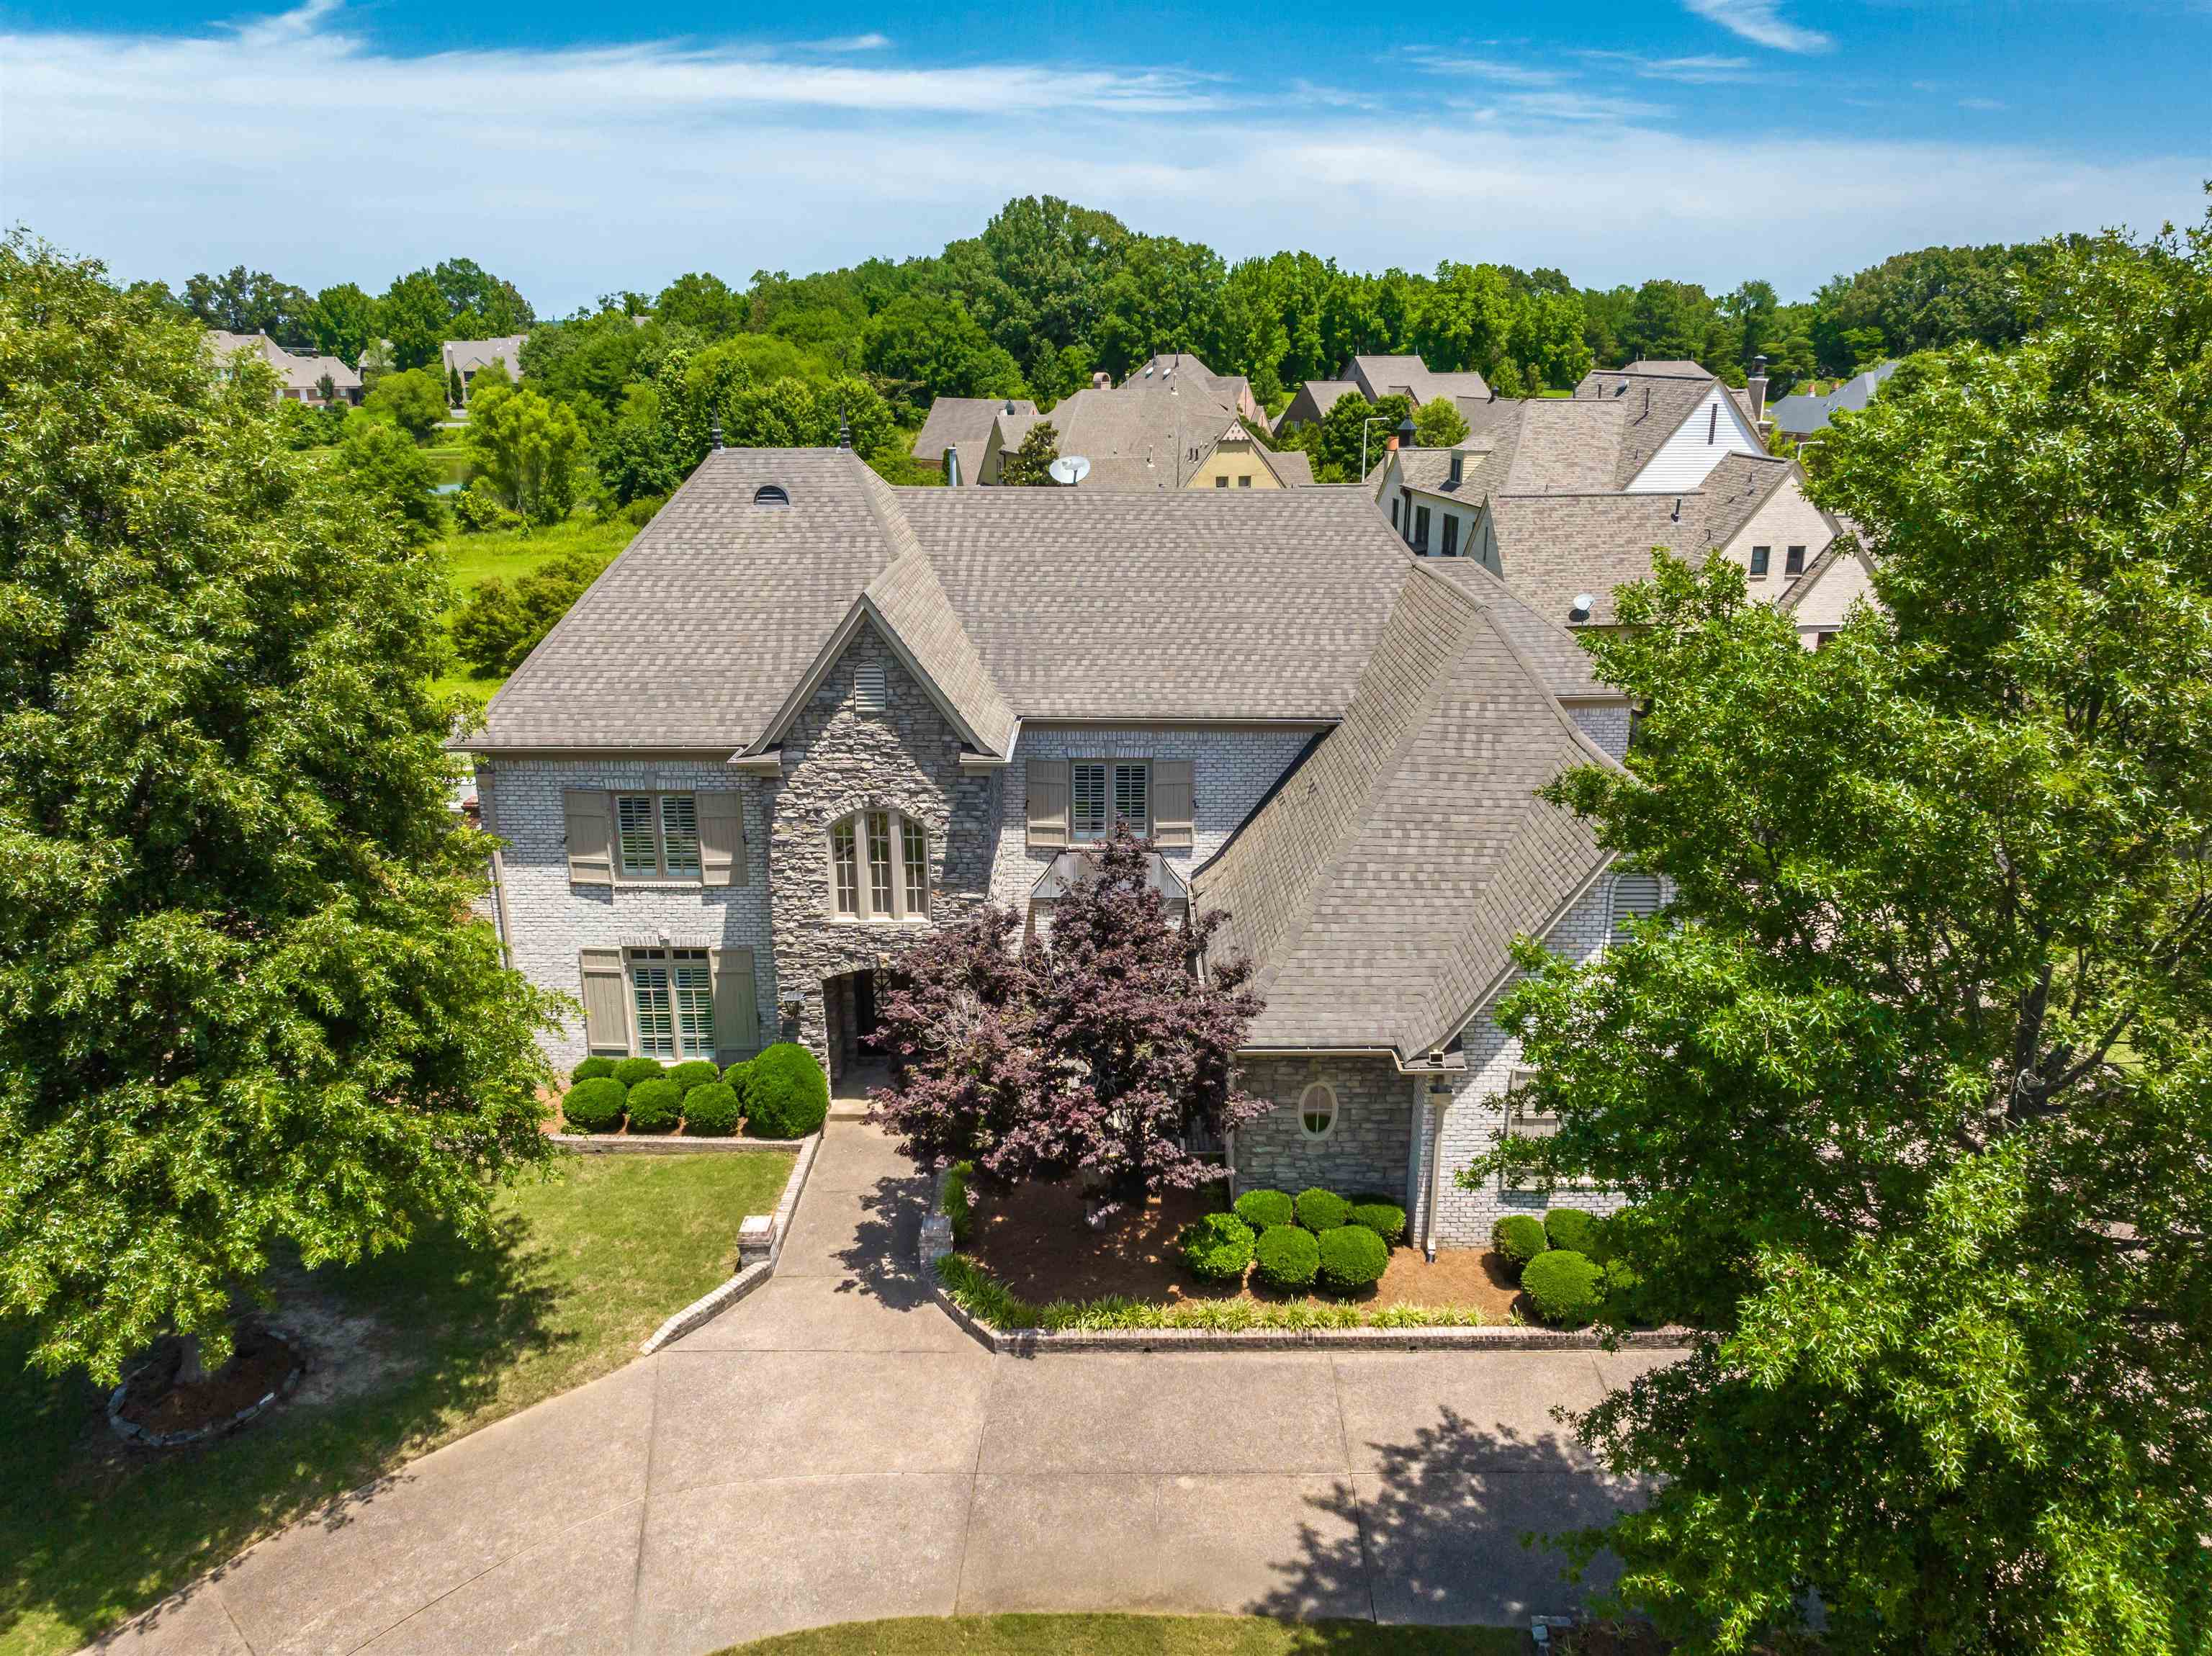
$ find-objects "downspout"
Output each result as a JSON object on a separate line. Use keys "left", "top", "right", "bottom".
{"left": 489, "top": 847, "right": 516, "bottom": 963}
{"left": 1422, "top": 1076, "right": 1449, "bottom": 1261}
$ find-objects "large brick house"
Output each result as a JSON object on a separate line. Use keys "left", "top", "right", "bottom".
{"left": 462, "top": 446, "right": 1650, "bottom": 1250}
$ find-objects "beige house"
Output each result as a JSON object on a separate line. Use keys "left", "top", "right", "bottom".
{"left": 1280, "top": 354, "right": 1493, "bottom": 432}
{"left": 1184, "top": 420, "right": 1314, "bottom": 490}
{"left": 444, "top": 336, "right": 529, "bottom": 403}
{"left": 204, "top": 330, "right": 363, "bottom": 406}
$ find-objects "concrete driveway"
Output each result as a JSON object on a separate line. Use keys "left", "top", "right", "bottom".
{"left": 94, "top": 1122, "right": 1660, "bottom": 1656}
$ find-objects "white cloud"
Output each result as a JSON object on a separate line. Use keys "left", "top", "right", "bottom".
{"left": 1502, "top": 90, "right": 1674, "bottom": 122}
{"left": 3, "top": 4, "right": 2203, "bottom": 310}
{"left": 1408, "top": 54, "right": 1567, "bottom": 88}
{"left": 1617, "top": 53, "right": 1763, "bottom": 84}
{"left": 798, "top": 32, "right": 894, "bottom": 53}
{"left": 1681, "top": 0, "right": 1833, "bottom": 53}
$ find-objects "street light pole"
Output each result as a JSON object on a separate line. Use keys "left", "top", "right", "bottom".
{"left": 1361, "top": 415, "right": 1391, "bottom": 482}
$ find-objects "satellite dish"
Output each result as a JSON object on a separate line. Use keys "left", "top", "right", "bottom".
{"left": 1570, "top": 592, "right": 1596, "bottom": 621}
{"left": 1048, "top": 455, "right": 1092, "bottom": 486}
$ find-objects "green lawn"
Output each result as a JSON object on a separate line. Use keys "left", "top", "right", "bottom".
{"left": 718, "top": 1616, "right": 1524, "bottom": 1655}
{"left": 429, "top": 514, "right": 641, "bottom": 705}
{"left": 0, "top": 1151, "right": 793, "bottom": 1656}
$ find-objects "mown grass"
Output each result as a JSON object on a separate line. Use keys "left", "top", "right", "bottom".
{"left": 428, "top": 514, "right": 640, "bottom": 705}
{"left": 717, "top": 1614, "right": 1524, "bottom": 1655}
{"left": 0, "top": 1151, "right": 793, "bottom": 1656}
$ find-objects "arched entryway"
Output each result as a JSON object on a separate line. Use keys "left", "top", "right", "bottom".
{"left": 820, "top": 967, "right": 889, "bottom": 1093}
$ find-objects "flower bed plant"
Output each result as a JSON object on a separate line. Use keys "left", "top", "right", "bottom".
{"left": 935, "top": 1253, "right": 1487, "bottom": 1333}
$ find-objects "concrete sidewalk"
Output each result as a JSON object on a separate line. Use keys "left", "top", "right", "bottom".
{"left": 94, "top": 1122, "right": 1658, "bottom": 1656}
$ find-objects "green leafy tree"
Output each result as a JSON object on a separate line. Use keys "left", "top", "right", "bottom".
{"left": 995, "top": 419, "right": 1060, "bottom": 486}
{"left": 305, "top": 282, "right": 379, "bottom": 368}
{"left": 182, "top": 264, "right": 312, "bottom": 348}
{"left": 464, "top": 380, "right": 584, "bottom": 524}
{"left": 1412, "top": 395, "right": 1470, "bottom": 449}
{"left": 1089, "top": 234, "right": 1227, "bottom": 379}
{"left": 1309, "top": 390, "right": 1411, "bottom": 483}
{"left": 465, "top": 356, "right": 512, "bottom": 402}
{"left": 862, "top": 292, "right": 1026, "bottom": 420}
{"left": 1472, "top": 210, "right": 2212, "bottom": 1653}
{"left": 449, "top": 552, "right": 608, "bottom": 677}
{"left": 1413, "top": 260, "right": 1515, "bottom": 374}
{"left": 431, "top": 257, "right": 534, "bottom": 336}
{"left": 362, "top": 366, "right": 450, "bottom": 441}
{"left": 653, "top": 271, "right": 745, "bottom": 339}
{"left": 336, "top": 418, "right": 446, "bottom": 546}
{"left": 1512, "top": 288, "right": 1595, "bottom": 389}
{"left": 379, "top": 269, "right": 451, "bottom": 370}
{"left": 0, "top": 237, "right": 561, "bottom": 1384}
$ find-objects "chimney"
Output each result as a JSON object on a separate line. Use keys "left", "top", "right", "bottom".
{"left": 837, "top": 413, "right": 852, "bottom": 451}
{"left": 1004, "top": 397, "right": 1016, "bottom": 415}
{"left": 709, "top": 419, "right": 724, "bottom": 452}
{"left": 1092, "top": 370, "right": 1112, "bottom": 390}
{"left": 1747, "top": 354, "right": 1770, "bottom": 426}
{"left": 942, "top": 446, "right": 961, "bottom": 487}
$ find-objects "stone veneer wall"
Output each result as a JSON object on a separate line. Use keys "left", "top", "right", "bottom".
{"left": 475, "top": 758, "right": 774, "bottom": 1071}
{"left": 768, "top": 624, "right": 999, "bottom": 1068}
{"left": 986, "top": 726, "right": 1320, "bottom": 911}
{"left": 1231, "top": 1055, "right": 1417, "bottom": 1209}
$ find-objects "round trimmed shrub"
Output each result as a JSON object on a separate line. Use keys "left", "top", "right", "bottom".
{"left": 1316, "top": 1225, "right": 1389, "bottom": 1293}
{"left": 561, "top": 1076, "right": 626, "bottom": 1133}
{"left": 1544, "top": 1207, "right": 1603, "bottom": 1259}
{"left": 681, "top": 1081, "right": 741, "bottom": 1136}
{"left": 1294, "top": 1187, "right": 1351, "bottom": 1232}
{"left": 742, "top": 1042, "right": 830, "bottom": 1138}
{"left": 670, "top": 1059, "right": 721, "bottom": 1093}
{"left": 613, "top": 1056, "right": 665, "bottom": 1089}
{"left": 1349, "top": 1202, "right": 1407, "bottom": 1246}
{"left": 1521, "top": 1248, "right": 1606, "bottom": 1327}
{"left": 1493, "top": 1214, "right": 1549, "bottom": 1272}
{"left": 1254, "top": 1224, "right": 1320, "bottom": 1291}
{"left": 722, "top": 1057, "right": 752, "bottom": 1090}
{"left": 1233, "top": 1188, "right": 1293, "bottom": 1232}
{"left": 1179, "top": 1212, "right": 1256, "bottom": 1282}
{"left": 570, "top": 1056, "right": 617, "bottom": 1082}
{"left": 624, "top": 1077, "right": 683, "bottom": 1134}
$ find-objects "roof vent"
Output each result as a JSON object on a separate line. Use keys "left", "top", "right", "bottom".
{"left": 753, "top": 484, "right": 790, "bottom": 508}
{"left": 1570, "top": 593, "right": 1595, "bottom": 623}
{"left": 854, "top": 660, "right": 888, "bottom": 713}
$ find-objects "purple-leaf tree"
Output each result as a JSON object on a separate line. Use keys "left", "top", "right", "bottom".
{"left": 868, "top": 826, "right": 1268, "bottom": 1212}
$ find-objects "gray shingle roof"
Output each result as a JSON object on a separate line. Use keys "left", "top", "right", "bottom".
{"left": 1282, "top": 379, "right": 1360, "bottom": 426}
{"left": 1570, "top": 370, "right": 1722, "bottom": 489}
{"left": 204, "top": 330, "right": 362, "bottom": 393}
{"left": 474, "top": 453, "right": 1413, "bottom": 749}
{"left": 1028, "top": 377, "right": 1246, "bottom": 490}
{"left": 1419, "top": 557, "right": 1611, "bottom": 701}
{"left": 1485, "top": 491, "right": 1714, "bottom": 627}
{"left": 444, "top": 336, "right": 529, "bottom": 377}
{"left": 855, "top": 549, "right": 1018, "bottom": 756}
{"left": 1262, "top": 447, "right": 1315, "bottom": 487}
{"left": 1195, "top": 562, "right": 1610, "bottom": 1056}
{"left": 910, "top": 396, "right": 1038, "bottom": 482}
{"left": 1698, "top": 450, "right": 1797, "bottom": 548}
{"left": 1771, "top": 361, "right": 1900, "bottom": 436}
{"left": 1349, "top": 355, "right": 1492, "bottom": 406}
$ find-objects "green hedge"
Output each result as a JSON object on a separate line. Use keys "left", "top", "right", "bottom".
{"left": 1544, "top": 1207, "right": 1604, "bottom": 1259}
{"left": 1493, "top": 1214, "right": 1549, "bottom": 1272}
{"left": 670, "top": 1059, "right": 721, "bottom": 1093}
{"left": 1255, "top": 1224, "right": 1320, "bottom": 1290}
{"left": 943, "top": 1160, "right": 975, "bottom": 1245}
{"left": 561, "top": 1076, "right": 626, "bottom": 1133}
{"left": 742, "top": 1043, "right": 830, "bottom": 1138}
{"left": 1294, "top": 1187, "right": 1350, "bottom": 1232}
{"left": 624, "top": 1076, "right": 683, "bottom": 1133}
{"left": 934, "top": 1253, "right": 1485, "bottom": 1333}
{"left": 570, "top": 1056, "right": 617, "bottom": 1081}
{"left": 1233, "top": 1188, "right": 1293, "bottom": 1231}
{"left": 1349, "top": 1202, "right": 1406, "bottom": 1245}
{"left": 1521, "top": 1248, "right": 1605, "bottom": 1326}
{"left": 1316, "top": 1225, "right": 1389, "bottom": 1292}
{"left": 1180, "top": 1212, "right": 1256, "bottom": 1282}
{"left": 613, "top": 1056, "right": 665, "bottom": 1088}
{"left": 680, "top": 1081, "right": 741, "bottom": 1135}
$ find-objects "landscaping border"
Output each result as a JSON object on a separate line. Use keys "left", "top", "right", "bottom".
{"left": 637, "top": 1130, "right": 822, "bottom": 1354}
{"left": 558, "top": 1132, "right": 815, "bottom": 1155}
{"left": 918, "top": 1170, "right": 1700, "bottom": 1354}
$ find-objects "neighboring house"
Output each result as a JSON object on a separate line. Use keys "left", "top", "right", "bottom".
{"left": 910, "top": 395, "right": 1040, "bottom": 485}
{"left": 992, "top": 367, "right": 1251, "bottom": 490}
{"left": 1185, "top": 420, "right": 1315, "bottom": 490}
{"left": 460, "top": 444, "right": 1645, "bottom": 1249}
{"left": 1770, "top": 361, "right": 1901, "bottom": 438}
{"left": 1279, "top": 354, "right": 1491, "bottom": 431}
{"left": 204, "top": 330, "right": 364, "bottom": 407}
{"left": 1568, "top": 360, "right": 1767, "bottom": 491}
{"left": 444, "top": 336, "right": 529, "bottom": 403}
{"left": 1125, "top": 352, "right": 1267, "bottom": 426}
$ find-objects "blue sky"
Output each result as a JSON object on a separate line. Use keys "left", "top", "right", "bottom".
{"left": 3, "top": 0, "right": 2206, "bottom": 313}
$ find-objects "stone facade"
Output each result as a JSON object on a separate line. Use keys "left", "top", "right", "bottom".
{"left": 768, "top": 623, "right": 1000, "bottom": 1070}
{"left": 1231, "top": 1055, "right": 1417, "bottom": 1209}
{"left": 475, "top": 757, "right": 775, "bottom": 1071}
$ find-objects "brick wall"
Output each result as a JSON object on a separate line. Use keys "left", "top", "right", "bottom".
{"left": 1569, "top": 703, "right": 1631, "bottom": 762}
{"left": 1232, "top": 1054, "right": 1417, "bottom": 1207}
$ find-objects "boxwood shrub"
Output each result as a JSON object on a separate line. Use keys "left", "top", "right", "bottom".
{"left": 1254, "top": 1224, "right": 1320, "bottom": 1291}
{"left": 943, "top": 1161, "right": 975, "bottom": 1245}
{"left": 570, "top": 1056, "right": 617, "bottom": 1081}
{"left": 1233, "top": 1188, "right": 1293, "bottom": 1232}
{"left": 1521, "top": 1248, "right": 1605, "bottom": 1327}
{"left": 1492, "top": 1213, "right": 1549, "bottom": 1271}
{"left": 680, "top": 1081, "right": 741, "bottom": 1136}
{"left": 613, "top": 1056, "right": 665, "bottom": 1089}
{"left": 1349, "top": 1202, "right": 1406, "bottom": 1246}
{"left": 1316, "top": 1225, "right": 1389, "bottom": 1292}
{"left": 624, "top": 1076, "right": 683, "bottom": 1134}
{"left": 1543, "top": 1207, "right": 1603, "bottom": 1259}
{"left": 670, "top": 1059, "right": 721, "bottom": 1093}
{"left": 1294, "top": 1187, "right": 1350, "bottom": 1232}
{"left": 561, "top": 1076, "right": 626, "bottom": 1133}
{"left": 742, "top": 1042, "right": 830, "bottom": 1138}
{"left": 1179, "top": 1212, "right": 1256, "bottom": 1282}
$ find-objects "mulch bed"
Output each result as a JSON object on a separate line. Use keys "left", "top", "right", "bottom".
{"left": 115, "top": 1324, "right": 302, "bottom": 1438}
{"left": 968, "top": 1176, "right": 1527, "bottom": 1318}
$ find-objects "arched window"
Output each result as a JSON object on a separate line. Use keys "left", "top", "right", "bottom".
{"left": 1298, "top": 1081, "right": 1337, "bottom": 1139}
{"left": 754, "top": 484, "right": 790, "bottom": 508}
{"left": 829, "top": 809, "right": 930, "bottom": 922}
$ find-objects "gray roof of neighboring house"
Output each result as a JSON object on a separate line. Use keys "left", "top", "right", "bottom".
{"left": 1484, "top": 491, "right": 1716, "bottom": 628}
{"left": 1283, "top": 379, "right": 1361, "bottom": 425}
{"left": 1195, "top": 560, "right": 1611, "bottom": 1057}
{"left": 1028, "top": 376, "right": 1246, "bottom": 490}
{"left": 1418, "top": 557, "right": 1611, "bottom": 701}
{"left": 1572, "top": 368, "right": 1722, "bottom": 487}
{"left": 474, "top": 451, "right": 1414, "bottom": 750}
{"left": 910, "top": 395, "right": 1039, "bottom": 483}
{"left": 1699, "top": 451, "right": 1799, "bottom": 548}
{"left": 204, "top": 330, "right": 361, "bottom": 392}
{"left": 1348, "top": 354, "right": 1491, "bottom": 407}
{"left": 444, "top": 336, "right": 529, "bottom": 377}
{"left": 1618, "top": 359, "right": 1713, "bottom": 379}
{"left": 1263, "top": 446, "right": 1315, "bottom": 487}
{"left": 1771, "top": 361, "right": 1901, "bottom": 436}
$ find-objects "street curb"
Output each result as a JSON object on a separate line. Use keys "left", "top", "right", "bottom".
{"left": 637, "top": 1131, "right": 822, "bottom": 1354}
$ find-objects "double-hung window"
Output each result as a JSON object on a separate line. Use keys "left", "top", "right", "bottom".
{"left": 829, "top": 809, "right": 930, "bottom": 921}
{"left": 1784, "top": 544, "right": 1807, "bottom": 577}
{"left": 614, "top": 792, "right": 701, "bottom": 881}
{"left": 1441, "top": 515, "right": 1460, "bottom": 558}
{"left": 1748, "top": 544, "right": 1771, "bottom": 577}
{"left": 1071, "top": 760, "right": 1148, "bottom": 841}
{"left": 1413, "top": 505, "right": 1431, "bottom": 553}
{"left": 629, "top": 948, "right": 714, "bottom": 1059}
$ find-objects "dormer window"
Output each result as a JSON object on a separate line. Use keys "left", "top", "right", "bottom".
{"left": 753, "top": 484, "right": 790, "bottom": 508}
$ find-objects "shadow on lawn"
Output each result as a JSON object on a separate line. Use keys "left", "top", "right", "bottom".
{"left": 1250, "top": 1405, "right": 1641, "bottom": 1636}
{"left": 0, "top": 1208, "right": 567, "bottom": 1652}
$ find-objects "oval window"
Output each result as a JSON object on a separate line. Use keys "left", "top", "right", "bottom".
{"left": 754, "top": 484, "right": 790, "bottom": 508}
{"left": 1298, "top": 1081, "right": 1337, "bottom": 1139}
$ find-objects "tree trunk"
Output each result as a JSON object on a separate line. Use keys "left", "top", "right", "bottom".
{"left": 175, "top": 1332, "right": 206, "bottom": 1387}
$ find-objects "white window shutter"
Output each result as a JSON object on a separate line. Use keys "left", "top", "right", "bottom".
{"left": 1611, "top": 872, "right": 1663, "bottom": 942}
{"left": 1152, "top": 760, "right": 1194, "bottom": 848}
{"left": 697, "top": 791, "right": 747, "bottom": 887}
{"left": 578, "top": 949, "right": 628, "bottom": 1053}
{"left": 1026, "top": 758, "right": 1069, "bottom": 850}
{"left": 565, "top": 791, "right": 613, "bottom": 885}
{"left": 709, "top": 947, "right": 759, "bottom": 1060}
